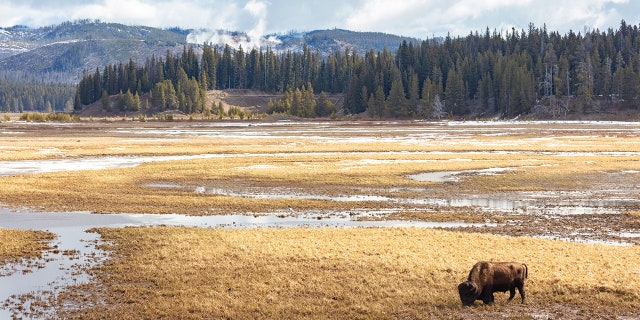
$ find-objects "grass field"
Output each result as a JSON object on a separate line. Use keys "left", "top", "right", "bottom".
{"left": 57, "top": 227, "right": 639, "bottom": 319}
{"left": 1, "top": 120, "right": 640, "bottom": 318}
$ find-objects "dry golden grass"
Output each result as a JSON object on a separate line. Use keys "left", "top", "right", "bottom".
{"left": 1, "top": 149, "right": 637, "bottom": 215}
{"left": 57, "top": 226, "right": 640, "bottom": 319}
{"left": 0, "top": 228, "right": 55, "bottom": 265}
{"left": 461, "top": 156, "right": 640, "bottom": 192}
{"left": 0, "top": 150, "right": 534, "bottom": 214}
{"left": 2, "top": 121, "right": 640, "bottom": 160}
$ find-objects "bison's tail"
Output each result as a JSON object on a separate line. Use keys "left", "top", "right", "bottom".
{"left": 523, "top": 263, "right": 528, "bottom": 279}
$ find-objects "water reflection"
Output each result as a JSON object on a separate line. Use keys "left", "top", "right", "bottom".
{"left": 150, "top": 181, "right": 633, "bottom": 216}
{"left": 0, "top": 155, "right": 221, "bottom": 176}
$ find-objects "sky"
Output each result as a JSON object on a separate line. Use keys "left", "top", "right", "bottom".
{"left": 1, "top": 0, "right": 640, "bottom": 39}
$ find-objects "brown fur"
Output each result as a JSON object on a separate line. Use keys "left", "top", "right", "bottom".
{"left": 458, "top": 261, "right": 528, "bottom": 306}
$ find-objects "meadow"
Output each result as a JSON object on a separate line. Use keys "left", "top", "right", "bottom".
{"left": 58, "top": 227, "right": 640, "bottom": 319}
{"left": 1, "top": 119, "right": 639, "bottom": 318}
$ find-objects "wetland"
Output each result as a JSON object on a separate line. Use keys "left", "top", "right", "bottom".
{"left": 1, "top": 119, "right": 639, "bottom": 319}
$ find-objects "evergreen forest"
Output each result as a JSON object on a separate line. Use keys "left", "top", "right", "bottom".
{"left": 0, "top": 80, "right": 75, "bottom": 113}
{"left": 70, "top": 21, "right": 640, "bottom": 118}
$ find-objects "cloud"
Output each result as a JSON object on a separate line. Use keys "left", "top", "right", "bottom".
{"left": 243, "top": 0, "right": 268, "bottom": 43}
{"left": 71, "top": 0, "right": 159, "bottom": 25}
{"left": 1, "top": 0, "right": 639, "bottom": 39}
{"left": 345, "top": 0, "right": 426, "bottom": 33}
{"left": 1, "top": 0, "right": 237, "bottom": 29}
{"left": 186, "top": 0, "right": 282, "bottom": 49}
{"left": 0, "top": 1, "right": 70, "bottom": 27}
{"left": 341, "top": 0, "right": 637, "bottom": 37}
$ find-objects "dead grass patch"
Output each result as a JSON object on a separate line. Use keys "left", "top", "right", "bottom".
{"left": 0, "top": 151, "right": 536, "bottom": 214}
{"left": 383, "top": 207, "right": 501, "bottom": 223}
{"left": 0, "top": 228, "right": 55, "bottom": 265}
{"left": 623, "top": 211, "right": 640, "bottom": 228}
{"left": 56, "top": 227, "right": 640, "bottom": 319}
{"left": 460, "top": 157, "right": 640, "bottom": 192}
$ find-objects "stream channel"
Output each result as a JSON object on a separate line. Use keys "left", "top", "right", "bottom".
{"left": 0, "top": 205, "right": 483, "bottom": 318}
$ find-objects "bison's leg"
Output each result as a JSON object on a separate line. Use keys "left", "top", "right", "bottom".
{"left": 507, "top": 287, "right": 516, "bottom": 302}
{"left": 517, "top": 283, "right": 525, "bottom": 303}
{"left": 481, "top": 286, "right": 495, "bottom": 305}
{"left": 482, "top": 292, "right": 495, "bottom": 305}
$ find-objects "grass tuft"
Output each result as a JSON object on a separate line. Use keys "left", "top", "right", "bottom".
{"left": 0, "top": 228, "right": 55, "bottom": 265}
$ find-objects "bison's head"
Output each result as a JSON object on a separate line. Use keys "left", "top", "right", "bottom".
{"left": 457, "top": 281, "right": 478, "bottom": 306}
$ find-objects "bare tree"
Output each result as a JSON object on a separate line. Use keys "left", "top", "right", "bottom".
{"left": 431, "top": 95, "right": 446, "bottom": 119}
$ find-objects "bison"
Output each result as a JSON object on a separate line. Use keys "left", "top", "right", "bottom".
{"left": 457, "top": 261, "right": 528, "bottom": 306}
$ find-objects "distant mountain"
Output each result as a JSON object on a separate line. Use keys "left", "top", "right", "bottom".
{"left": 0, "top": 20, "right": 419, "bottom": 83}
{"left": 0, "top": 21, "right": 188, "bottom": 83}
{"left": 274, "top": 29, "right": 420, "bottom": 56}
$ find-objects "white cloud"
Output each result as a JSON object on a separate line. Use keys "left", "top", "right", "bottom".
{"left": 543, "top": 0, "right": 630, "bottom": 32}
{"left": 345, "top": 0, "right": 427, "bottom": 33}
{"left": 407, "top": 0, "right": 636, "bottom": 37}
{"left": 0, "top": 1, "right": 63, "bottom": 27}
{"left": 71, "top": 0, "right": 159, "bottom": 25}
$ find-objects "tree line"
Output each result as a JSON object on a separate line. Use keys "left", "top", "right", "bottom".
{"left": 346, "top": 20, "right": 640, "bottom": 118}
{"left": 0, "top": 80, "right": 74, "bottom": 112}
{"left": 76, "top": 20, "right": 640, "bottom": 118}
{"left": 75, "top": 44, "right": 341, "bottom": 116}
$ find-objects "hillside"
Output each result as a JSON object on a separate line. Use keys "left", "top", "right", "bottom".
{"left": 76, "top": 89, "right": 344, "bottom": 118}
{"left": 0, "top": 21, "right": 418, "bottom": 84}
{"left": 0, "top": 21, "right": 189, "bottom": 83}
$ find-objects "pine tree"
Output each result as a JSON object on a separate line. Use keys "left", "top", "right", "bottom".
{"left": 431, "top": 95, "right": 446, "bottom": 119}
{"left": 302, "top": 83, "right": 316, "bottom": 117}
{"left": 444, "top": 67, "right": 465, "bottom": 115}
{"left": 576, "top": 59, "right": 595, "bottom": 113}
{"left": 74, "top": 90, "right": 82, "bottom": 111}
{"left": 366, "top": 85, "right": 386, "bottom": 118}
{"left": 407, "top": 72, "right": 420, "bottom": 116}
{"left": 386, "top": 79, "right": 407, "bottom": 117}
{"left": 291, "top": 88, "right": 302, "bottom": 117}
{"left": 101, "top": 90, "right": 111, "bottom": 111}
{"left": 217, "top": 101, "right": 226, "bottom": 118}
{"left": 316, "top": 92, "right": 335, "bottom": 117}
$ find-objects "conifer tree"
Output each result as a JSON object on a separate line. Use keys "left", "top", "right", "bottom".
{"left": 367, "top": 85, "right": 386, "bottom": 118}
{"left": 445, "top": 67, "right": 465, "bottom": 115}
{"left": 407, "top": 73, "right": 420, "bottom": 116}
{"left": 387, "top": 79, "right": 407, "bottom": 117}
{"left": 316, "top": 92, "right": 336, "bottom": 117}
{"left": 101, "top": 90, "right": 110, "bottom": 111}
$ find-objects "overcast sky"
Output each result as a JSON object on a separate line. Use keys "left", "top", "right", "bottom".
{"left": 1, "top": 0, "right": 639, "bottom": 39}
